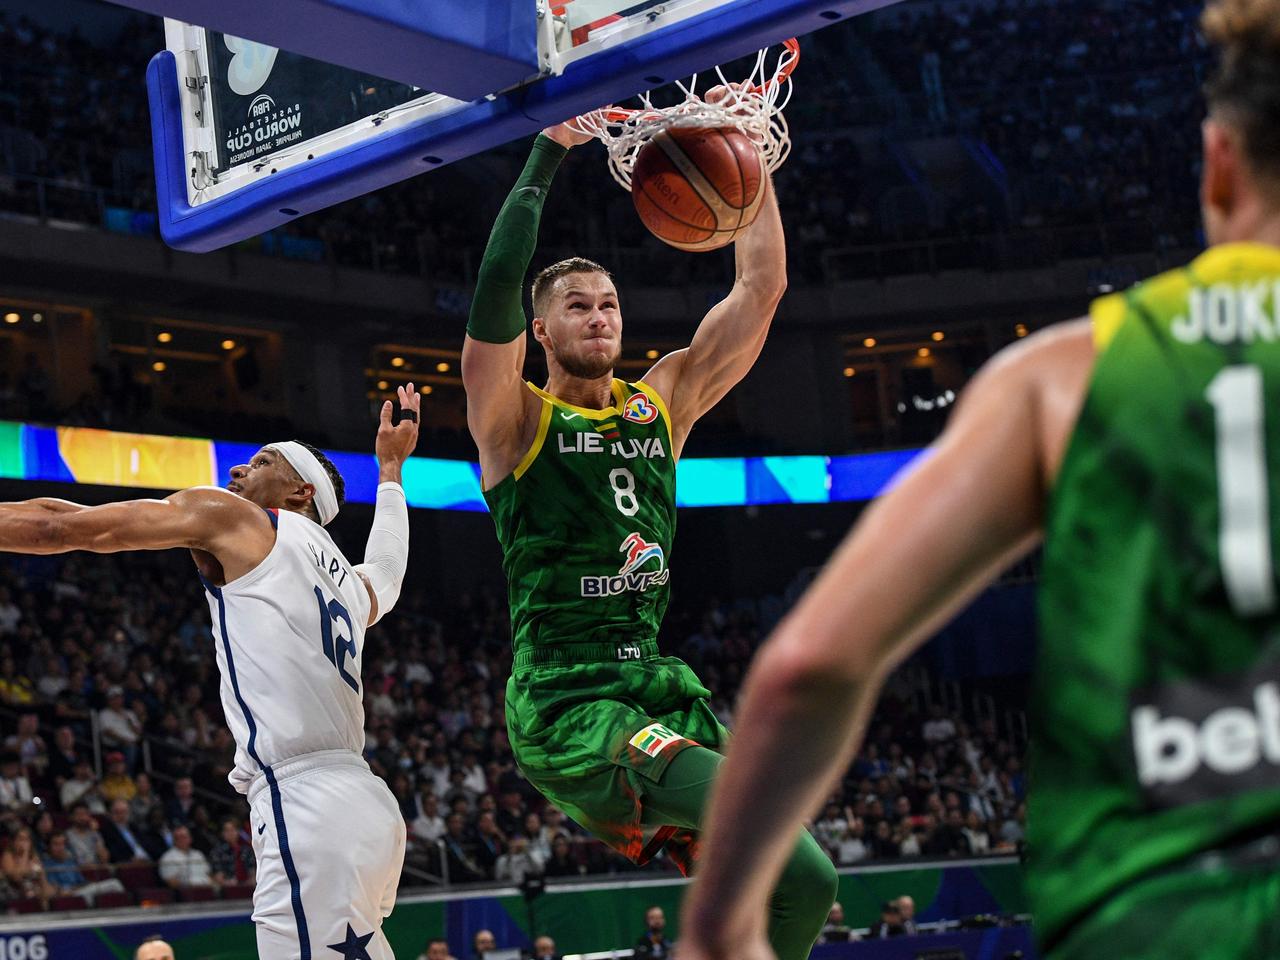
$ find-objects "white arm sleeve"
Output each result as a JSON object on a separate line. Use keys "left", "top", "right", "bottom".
{"left": 355, "top": 481, "right": 409, "bottom": 626}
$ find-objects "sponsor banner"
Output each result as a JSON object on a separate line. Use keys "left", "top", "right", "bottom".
{"left": 206, "top": 31, "right": 424, "bottom": 172}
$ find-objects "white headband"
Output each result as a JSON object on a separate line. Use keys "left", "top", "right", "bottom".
{"left": 267, "top": 441, "right": 339, "bottom": 525}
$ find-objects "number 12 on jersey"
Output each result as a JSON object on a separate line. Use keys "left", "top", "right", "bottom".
{"left": 1208, "top": 365, "right": 1277, "bottom": 616}
{"left": 314, "top": 586, "right": 359, "bottom": 692}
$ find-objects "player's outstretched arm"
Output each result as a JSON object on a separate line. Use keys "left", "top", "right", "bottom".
{"left": 355, "top": 383, "right": 419, "bottom": 627}
{"left": 679, "top": 322, "right": 1095, "bottom": 960}
{"left": 462, "top": 124, "right": 590, "bottom": 481}
{"left": 643, "top": 166, "right": 785, "bottom": 457}
{"left": 0, "top": 487, "right": 255, "bottom": 556}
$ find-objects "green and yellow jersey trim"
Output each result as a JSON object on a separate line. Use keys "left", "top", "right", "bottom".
{"left": 526, "top": 379, "right": 629, "bottom": 420}
{"left": 513, "top": 397, "right": 553, "bottom": 481}
{"left": 1092, "top": 243, "right": 1280, "bottom": 353}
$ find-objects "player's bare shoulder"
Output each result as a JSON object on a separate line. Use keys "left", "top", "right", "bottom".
{"left": 977, "top": 320, "right": 1096, "bottom": 483}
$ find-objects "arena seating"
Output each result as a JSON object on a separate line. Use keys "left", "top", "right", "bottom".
{"left": 0, "top": 545, "right": 1027, "bottom": 913}
{"left": 0, "top": 0, "right": 1207, "bottom": 284}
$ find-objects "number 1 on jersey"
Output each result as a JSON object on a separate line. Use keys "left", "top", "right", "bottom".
{"left": 1207, "top": 365, "right": 1277, "bottom": 616}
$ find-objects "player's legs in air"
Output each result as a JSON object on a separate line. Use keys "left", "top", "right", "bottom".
{"left": 508, "top": 662, "right": 836, "bottom": 960}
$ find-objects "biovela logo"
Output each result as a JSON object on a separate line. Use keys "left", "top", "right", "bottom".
{"left": 1132, "top": 662, "right": 1280, "bottom": 808}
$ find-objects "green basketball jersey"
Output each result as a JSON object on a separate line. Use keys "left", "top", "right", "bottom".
{"left": 484, "top": 378, "right": 676, "bottom": 667}
{"left": 1032, "top": 243, "right": 1280, "bottom": 947}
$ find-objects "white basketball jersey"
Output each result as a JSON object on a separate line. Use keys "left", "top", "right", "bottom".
{"left": 201, "top": 508, "right": 370, "bottom": 794}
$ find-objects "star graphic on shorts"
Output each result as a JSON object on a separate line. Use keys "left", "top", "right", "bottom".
{"left": 326, "top": 923, "right": 375, "bottom": 960}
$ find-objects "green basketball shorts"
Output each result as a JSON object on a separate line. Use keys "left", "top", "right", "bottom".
{"left": 506, "top": 653, "right": 730, "bottom": 868}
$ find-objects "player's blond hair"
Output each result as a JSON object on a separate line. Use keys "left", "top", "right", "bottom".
{"left": 531, "top": 257, "right": 613, "bottom": 317}
{"left": 1202, "top": 0, "right": 1280, "bottom": 183}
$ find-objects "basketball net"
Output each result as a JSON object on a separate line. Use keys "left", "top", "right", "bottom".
{"left": 569, "top": 39, "right": 798, "bottom": 191}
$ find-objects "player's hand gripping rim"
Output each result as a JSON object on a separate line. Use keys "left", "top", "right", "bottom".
{"left": 376, "top": 383, "right": 421, "bottom": 467}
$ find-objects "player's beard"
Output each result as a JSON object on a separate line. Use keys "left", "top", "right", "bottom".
{"left": 558, "top": 340, "right": 621, "bottom": 380}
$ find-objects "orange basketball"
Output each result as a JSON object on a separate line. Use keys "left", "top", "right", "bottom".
{"left": 630, "top": 126, "right": 766, "bottom": 252}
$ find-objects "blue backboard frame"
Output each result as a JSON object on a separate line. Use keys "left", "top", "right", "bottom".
{"left": 147, "top": 0, "right": 905, "bottom": 252}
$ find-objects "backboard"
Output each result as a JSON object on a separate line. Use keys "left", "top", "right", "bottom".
{"left": 130, "top": 0, "right": 908, "bottom": 252}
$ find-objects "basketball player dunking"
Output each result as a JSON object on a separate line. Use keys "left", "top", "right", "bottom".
{"left": 0, "top": 385, "right": 420, "bottom": 960}
{"left": 461, "top": 118, "right": 835, "bottom": 960}
{"left": 680, "top": 3, "right": 1280, "bottom": 959}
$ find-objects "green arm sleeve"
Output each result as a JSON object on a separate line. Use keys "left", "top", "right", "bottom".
{"left": 465, "top": 134, "right": 568, "bottom": 344}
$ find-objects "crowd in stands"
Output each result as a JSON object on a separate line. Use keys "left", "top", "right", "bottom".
{"left": 0, "top": 543, "right": 1026, "bottom": 914}
{"left": 0, "top": 0, "right": 1210, "bottom": 285}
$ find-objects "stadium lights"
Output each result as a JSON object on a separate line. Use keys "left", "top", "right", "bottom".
{"left": 421, "top": 385, "right": 433, "bottom": 395}
{"left": 377, "top": 380, "right": 389, "bottom": 390}
{"left": 157, "top": 331, "right": 173, "bottom": 343}
{"left": 152, "top": 361, "right": 166, "bottom": 372}
{"left": 862, "top": 337, "right": 876, "bottom": 348}
{"left": 645, "top": 349, "right": 660, "bottom": 359}
{"left": 390, "top": 357, "right": 405, "bottom": 368}
{"left": 1015, "top": 324, "right": 1028, "bottom": 338}
{"left": 221, "top": 339, "right": 236, "bottom": 350}
{"left": 436, "top": 361, "right": 449, "bottom": 373}
{"left": 931, "top": 331, "right": 944, "bottom": 341}
{"left": 3, "top": 313, "right": 19, "bottom": 324}
{"left": 843, "top": 367, "right": 855, "bottom": 378}
{"left": 31, "top": 313, "right": 42, "bottom": 323}
{"left": 917, "top": 347, "right": 931, "bottom": 358}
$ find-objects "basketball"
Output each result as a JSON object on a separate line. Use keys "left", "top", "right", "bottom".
{"left": 630, "top": 126, "right": 766, "bottom": 252}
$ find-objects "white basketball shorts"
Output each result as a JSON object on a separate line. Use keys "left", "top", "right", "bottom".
{"left": 247, "top": 749, "right": 406, "bottom": 960}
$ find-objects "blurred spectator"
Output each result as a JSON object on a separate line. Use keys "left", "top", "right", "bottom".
{"left": 963, "top": 811, "right": 991, "bottom": 855}
{"left": 494, "top": 835, "right": 543, "bottom": 885}
{"left": 472, "top": 930, "right": 497, "bottom": 960}
{"left": 813, "top": 802, "right": 847, "bottom": 856}
{"left": 60, "top": 760, "right": 103, "bottom": 813}
{"left": 65, "top": 803, "right": 109, "bottom": 866}
{"left": 165, "top": 777, "right": 197, "bottom": 827}
{"left": 130, "top": 772, "right": 163, "bottom": 826}
{"left": 134, "top": 937, "right": 175, "bottom": 960}
{"left": 102, "top": 798, "right": 163, "bottom": 863}
{"left": 634, "top": 906, "right": 671, "bottom": 960}
{"left": 531, "top": 934, "right": 559, "bottom": 960}
{"left": 98, "top": 687, "right": 142, "bottom": 767}
{"left": 209, "top": 817, "right": 256, "bottom": 886}
{"left": 416, "top": 939, "right": 454, "bottom": 960}
{"left": 47, "top": 726, "right": 80, "bottom": 788}
{"left": 5, "top": 713, "right": 46, "bottom": 776}
{"left": 921, "top": 705, "right": 956, "bottom": 744}
{"left": 473, "top": 811, "right": 506, "bottom": 877}
{"left": 819, "top": 901, "right": 854, "bottom": 943}
{"left": 442, "top": 812, "right": 486, "bottom": 885}
{"left": 543, "top": 834, "right": 581, "bottom": 879}
{"left": 895, "top": 895, "right": 918, "bottom": 935}
{"left": 836, "top": 819, "right": 868, "bottom": 865}
{"left": 412, "top": 791, "right": 446, "bottom": 845}
{"left": 158, "top": 825, "right": 213, "bottom": 888}
{"left": 101, "top": 752, "right": 137, "bottom": 804}
{"left": 2, "top": 827, "right": 53, "bottom": 903}
{"left": 0, "top": 751, "right": 34, "bottom": 811}
{"left": 869, "top": 901, "right": 905, "bottom": 939}
{"left": 42, "top": 831, "right": 126, "bottom": 905}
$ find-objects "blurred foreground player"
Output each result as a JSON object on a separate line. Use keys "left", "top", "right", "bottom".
{"left": 0, "top": 386, "right": 420, "bottom": 959}
{"left": 682, "top": 3, "right": 1280, "bottom": 959}
{"left": 460, "top": 114, "right": 836, "bottom": 960}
